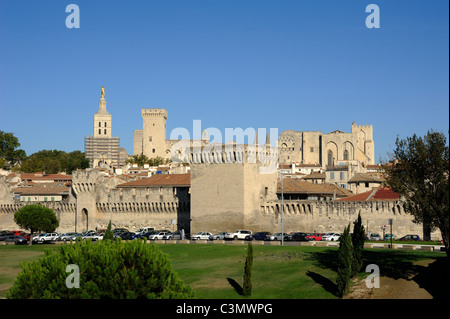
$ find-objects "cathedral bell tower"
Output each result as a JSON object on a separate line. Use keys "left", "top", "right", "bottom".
{"left": 94, "top": 86, "right": 112, "bottom": 138}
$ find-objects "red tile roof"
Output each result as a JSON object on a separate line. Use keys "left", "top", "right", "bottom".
{"left": 20, "top": 173, "right": 72, "bottom": 181}
{"left": 277, "top": 179, "right": 352, "bottom": 197}
{"left": 335, "top": 187, "right": 399, "bottom": 202}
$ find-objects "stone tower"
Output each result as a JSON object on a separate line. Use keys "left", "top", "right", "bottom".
{"left": 351, "top": 122, "right": 375, "bottom": 165}
{"left": 94, "top": 86, "right": 112, "bottom": 138}
{"left": 141, "top": 108, "right": 168, "bottom": 159}
{"left": 85, "top": 87, "right": 121, "bottom": 168}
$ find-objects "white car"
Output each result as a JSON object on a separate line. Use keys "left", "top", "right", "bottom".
{"left": 224, "top": 230, "right": 252, "bottom": 240}
{"left": 269, "top": 233, "right": 288, "bottom": 241}
{"left": 322, "top": 233, "right": 341, "bottom": 241}
{"left": 37, "top": 233, "right": 59, "bottom": 243}
{"left": 32, "top": 233, "right": 47, "bottom": 242}
{"left": 135, "top": 227, "right": 155, "bottom": 235}
{"left": 148, "top": 231, "right": 169, "bottom": 240}
{"left": 191, "top": 232, "right": 213, "bottom": 240}
{"left": 83, "top": 233, "right": 103, "bottom": 241}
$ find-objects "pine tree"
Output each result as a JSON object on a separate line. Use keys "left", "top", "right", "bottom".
{"left": 351, "top": 212, "right": 366, "bottom": 277}
{"left": 242, "top": 242, "right": 254, "bottom": 296}
{"left": 336, "top": 224, "right": 353, "bottom": 298}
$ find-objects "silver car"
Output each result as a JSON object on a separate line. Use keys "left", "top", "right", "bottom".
{"left": 209, "top": 232, "right": 227, "bottom": 240}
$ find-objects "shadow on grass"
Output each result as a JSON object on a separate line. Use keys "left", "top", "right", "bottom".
{"left": 306, "top": 271, "right": 338, "bottom": 297}
{"left": 412, "top": 257, "right": 449, "bottom": 299}
{"left": 226, "top": 277, "right": 244, "bottom": 296}
{"left": 307, "top": 248, "right": 448, "bottom": 298}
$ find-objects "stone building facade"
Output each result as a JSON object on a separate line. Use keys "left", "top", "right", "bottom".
{"left": 279, "top": 122, "right": 375, "bottom": 167}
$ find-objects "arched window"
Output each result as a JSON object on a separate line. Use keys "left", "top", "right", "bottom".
{"left": 327, "top": 150, "right": 333, "bottom": 166}
{"left": 344, "top": 150, "right": 349, "bottom": 161}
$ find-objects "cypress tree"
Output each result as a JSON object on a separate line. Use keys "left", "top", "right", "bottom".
{"left": 336, "top": 224, "right": 353, "bottom": 298}
{"left": 103, "top": 220, "right": 114, "bottom": 241}
{"left": 351, "top": 212, "right": 366, "bottom": 277}
{"left": 242, "top": 242, "right": 254, "bottom": 296}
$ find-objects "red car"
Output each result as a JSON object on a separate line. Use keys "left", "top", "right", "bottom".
{"left": 306, "top": 233, "right": 325, "bottom": 241}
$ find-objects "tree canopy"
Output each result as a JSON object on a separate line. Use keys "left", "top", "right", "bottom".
{"left": 126, "top": 154, "right": 170, "bottom": 167}
{"left": 383, "top": 130, "right": 449, "bottom": 255}
{"left": 20, "top": 149, "right": 89, "bottom": 174}
{"left": 0, "top": 130, "right": 27, "bottom": 167}
{"left": 14, "top": 204, "right": 59, "bottom": 245}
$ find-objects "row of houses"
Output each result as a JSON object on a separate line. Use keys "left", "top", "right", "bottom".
{"left": 279, "top": 161, "right": 385, "bottom": 195}
{"left": 0, "top": 159, "right": 392, "bottom": 206}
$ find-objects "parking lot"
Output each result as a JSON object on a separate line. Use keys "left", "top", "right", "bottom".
{"left": 0, "top": 229, "right": 445, "bottom": 252}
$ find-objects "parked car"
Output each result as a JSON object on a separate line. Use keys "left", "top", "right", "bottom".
{"left": 288, "top": 232, "right": 309, "bottom": 241}
{"left": 369, "top": 233, "right": 382, "bottom": 241}
{"left": 1, "top": 233, "right": 16, "bottom": 242}
{"left": 138, "top": 230, "right": 158, "bottom": 239}
{"left": 148, "top": 231, "right": 170, "bottom": 240}
{"left": 209, "top": 232, "right": 228, "bottom": 240}
{"left": 58, "top": 232, "right": 78, "bottom": 242}
{"left": 135, "top": 227, "right": 155, "bottom": 235}
{"left": 21, "top": 233, "right": 31, "bottom": 240}
{"left": 384, "top": 234, "right": 396, "bottom": 241}
{"left": 69, "top": 233, "right": 83, "bottom": 241}
{"left": 269, "top": 232, "right": 288, "bottom": 241}
{"left": 5, "top": 235, "right": 28, "bottom": 245}
{"left": 191, "top": 232, "right": 213, "bottom": 240}
{"left": 305, "top": 233, "right": 325, "bottom": 241}
{"left": 162, "top": 231, "right": 183, "bottom": 240}
{"left": 83, "top": 232, "right": 104, "bottom": 241}
{"left": 322, "top": 233, "right": 341, "bottom": 241}
{"left": 0, "top": 232, "right": 14, "bottom": 241}
{"left": 119, "top": 232, "right": 136, "bottom": 240}
{"left": 113, "top": 228, "right": 128, "bottom": 236}
{"left": 33, "top": 233, "right": 58, "bottom": 243}
{"left": 245, "top": 232, "right": 271, "bottom": 241}
{"left": 399, "top": 234, "right": 420, "bottom": 241}
{"left": 224, "top": 230, "right": 252, "bottom": 240}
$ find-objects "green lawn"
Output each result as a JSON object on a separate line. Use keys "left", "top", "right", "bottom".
{"left": 0, "top": 243, "right": 445, "bottom": 299}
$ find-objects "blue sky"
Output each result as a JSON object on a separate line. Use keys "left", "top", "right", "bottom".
{"left": 0, "top": 0, "right": 448, "bottom": 163}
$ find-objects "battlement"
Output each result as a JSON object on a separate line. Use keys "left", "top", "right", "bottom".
{"left": 351, "top": 122, "right": 373, "bottom": 136}
{"left": 352, "top": 122, "right": 373, "bottom": 130}
{"left": 141, "top": 108, "right": 168, "bottom": 119}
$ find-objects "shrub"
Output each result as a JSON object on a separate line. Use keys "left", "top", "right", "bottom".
{"left": 7, "top": 239, "right": 194, "bottom": 299}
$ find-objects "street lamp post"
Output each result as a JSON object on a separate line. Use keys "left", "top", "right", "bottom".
{"left": 280, "top": 171, "right": 284, "bottom": 246}
{"left": 110, "top": 166, "right": 113, "bottom": 226}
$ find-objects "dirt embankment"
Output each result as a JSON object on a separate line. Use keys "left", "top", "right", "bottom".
{"left": 345, "top": 258, "right": 448, "bottom": 299}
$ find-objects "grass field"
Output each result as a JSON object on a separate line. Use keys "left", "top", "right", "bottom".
{"left": 0, "top": 243, "right": 445, "bottom": 299}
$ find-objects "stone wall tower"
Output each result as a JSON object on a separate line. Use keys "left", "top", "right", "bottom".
{"left": 142, "top": 108, "right": 168, "bottom": 159}
{"left": 351, "top": 122, "right": 375, "bottom": 165}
